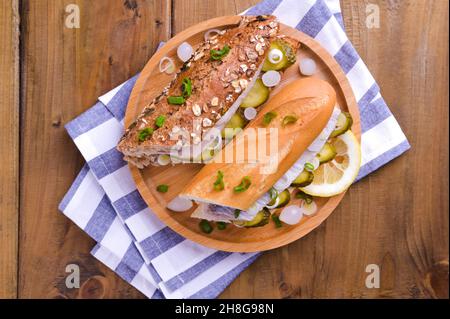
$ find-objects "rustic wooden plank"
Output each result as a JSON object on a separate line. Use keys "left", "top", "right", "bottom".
{"left": 340, "top": 0, "right": 448, "bottom": 299}
{"left": 171, "top": 0, "right": 259, "bottom": 35}
{"left": 16, "top": 0, "right": 448, "bottom": 299}
{"left": 173, "top": 0, "right": 448, "bottom": 298}
{"left": 19, "top": 0, "right": 170, "bottom": 298}
{"left": 0, "top": 0, "right": 19, "bottom": 299}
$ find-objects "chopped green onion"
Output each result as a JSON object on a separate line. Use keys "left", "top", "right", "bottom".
{"left": 271, "top": 214, "right": 283, "bottom": 228}
{"left": 213, "top": 170, "right": 225, "bottom": 191}
{"left": 181, "top": 77, "right": 192, "bottom": 98}
{"left": 263, "top": 111, "right": 277, "bottom": 126}
{"left": 210, "top": 45, "right": 230, "bottom": 61}
{"left": 216, "top": 222, "right": 227, "bottom": 230}
{"left": 167, "top": 96, "right": 185, "bottom": 105}
{"left": 282, "top": 115, "right": 298, "bottom": 127}
{"left": 156, "top": 184, "right": 169, "bottom": 193}
{"left": 234, "top": 209, "right": 241, "bottom": 218}
{"left": 138, "top": 127, "right": 154, "bottom": 142}
{"left": 295, "top": 190, "right": 313, "bottom": 204}
{"left": 155, "top": 115, "right": 166, "bottom": 128}
{"left": 199, "top": 220, "right": 213, "bottom": 234}
{"left": 233, "top": 176, "right": 251, "bottom": 193}
{"left": 304, "top": 162, "right": 314, "bottom": 172}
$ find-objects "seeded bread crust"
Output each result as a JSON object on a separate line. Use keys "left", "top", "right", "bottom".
{"left": 117, "top": 15, "right": 280, "bottom": 166}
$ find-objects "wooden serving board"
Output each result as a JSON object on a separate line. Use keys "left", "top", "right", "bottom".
{"left": 124, "top": 16, "right": 360, "bottom": 252}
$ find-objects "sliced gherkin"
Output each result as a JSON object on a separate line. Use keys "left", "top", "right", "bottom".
{"left": 330, "top": 112, "right": 353, "bottom": 138}
{"left": 317, "top": 143, "right": 337, "bottom": 164}
{"left": 240, "top": 79, "right": 270, "bottom": 108}
{"left": 221, "top": 113, "right": 246, "bottom": 139}
{"left": 291, "top": 170, "right": 314, "bottom": 187}
{"left": 233, "top": 208, "right": 270, "bottom": 228}
{"left": 267, "top": 189, "right": 291, "bottom": 208}
{"left": 262, "top": 39, "right": 297, "bottom": 72}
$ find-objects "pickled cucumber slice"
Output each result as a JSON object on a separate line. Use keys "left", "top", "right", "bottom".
{"left": 240, "top": 79, "right": 270, "bottom": 108}
{"left": 330, "top": 112, "right": 353, "bottom": 138}
{"left": 221, "top": 113, "right": 246, "bottom": 139}
{"left": 262, "top": 39, "right": 297, "bottom": 72}
{"left": 267, "top": 189, "right": 291, "bottom": 208}
{"left": 317, "top": 143, "right": 337, "bottom": 164}
{"left": 233, "top": 208, "right": 270, "bottom": 228}
{"left": 291, "top": 170, "right": 314, "bottom": 187}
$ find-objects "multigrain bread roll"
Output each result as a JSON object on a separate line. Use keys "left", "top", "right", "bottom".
{"left": 117, "top": 15, "right": 289, "bottom": 167}
{"left": 180, "top": 78, "right": 336, "bottom": 211}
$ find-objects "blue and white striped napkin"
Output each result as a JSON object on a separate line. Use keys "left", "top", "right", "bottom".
{"left": 59, "top": 0, "right": 410, "bottom": 299}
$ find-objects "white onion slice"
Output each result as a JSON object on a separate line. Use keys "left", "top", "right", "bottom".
{"left": 262, "top": 70, "right": 281, "bottom": 87}
{"left": 265, "top": 197, "right": 280, "bottom": 209}
{"left": 167, "top": 196, "right": 193, "bottom": 212}
{"left": 268, "top": 49, "right": 283, "bottom": 64}
{"left": 300, "top": 201, "right": 317, "bottom": 216}
{"left": 309, "top": 157, "right": 321, "bottom": 170}
{"left": 177, "top": 42, "right": 194, "bottom": 62}
{"left": 299, "top": 58, "right": 317, "bottom": 76}
{"left": 159, "top": 56, "right": 175, "bottom": 74}
{"left": 157, "top": 154, "right": 171, "bottom": 166}
{"left": 244, "top": 107, "right": 257, "bottom": 120}
{"left": 279, "top": 205, "right": 303, "bottom": 225}
{"left": 204, "top": 29, "right": 223, "bottom": 42}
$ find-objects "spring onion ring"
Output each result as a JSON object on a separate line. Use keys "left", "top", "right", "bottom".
{"left": 167, "top": 196, "right": 193, "bottom": 212}
{"left": 279, "top": 205, "right": 303, "bottom": 225}
{"left": 177, "top": 42, "right": 193, "bottom": 62}
{"left": 310, "top": 157, "right": 320, "bottom": 170}
{"left": 157, "top": 154, "right": 171, "bottom": 166}
{"left": 265, "top": 197, "right": 280, "bottom": 209}
{"left": 159, "top": 56, "right": 175, "bottom": 74}
{"left": 268, "top": 48, "right": 283, "bottom": 64}
{"left": 299, "top": 57, "right": 317, "bottom": 76}
{"left": 300, "top": 200, "right": 317, "bottom": 216}
{"left": 204, "top": 29, "right": 223, "bottom": 42}
{"left": 262, "top": 70, "right": 281, "bottom": 87}
{"left": 244, "top": 107, "right": 258, "bottom": 120}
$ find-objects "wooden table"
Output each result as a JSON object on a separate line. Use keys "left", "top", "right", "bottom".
{"left": 0, "top": 0, "right": 448, "bottom": 299}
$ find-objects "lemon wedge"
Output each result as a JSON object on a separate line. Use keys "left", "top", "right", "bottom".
{"left": 300, "top": 131, "right": 361, "bottom": 197}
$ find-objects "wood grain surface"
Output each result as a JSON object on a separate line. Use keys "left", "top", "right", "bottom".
{"left": 18, "top": 0, "right": 170, "bottom": 299}
{"left": 0, "top": 0, "right": 19, "bottom": 299}
{"left": 0, "top": 0, "right": 447, "bottom": 298}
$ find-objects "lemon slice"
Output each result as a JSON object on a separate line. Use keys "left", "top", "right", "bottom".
{"left": 300, "top": 131, "right": 361, "bottom": 197}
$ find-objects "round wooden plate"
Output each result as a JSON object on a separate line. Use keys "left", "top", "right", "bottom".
{"left": 124, "top": 16, "right": 360, "bottom": 252}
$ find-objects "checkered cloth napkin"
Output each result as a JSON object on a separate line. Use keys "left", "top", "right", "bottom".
{"left": 59, "top": 0, "right": 410, "bottom": 299}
